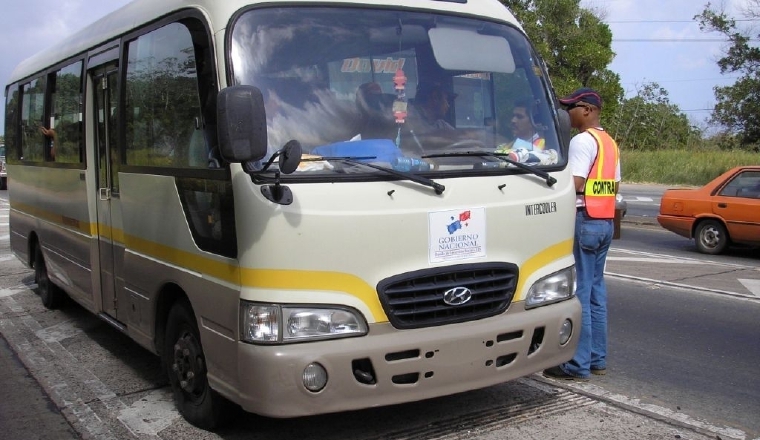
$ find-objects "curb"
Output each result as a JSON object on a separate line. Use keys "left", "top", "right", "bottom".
{"left": 533, "top": 375, "right": 749, "bottom": 440}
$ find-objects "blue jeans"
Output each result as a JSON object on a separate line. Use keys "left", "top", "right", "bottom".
{"left": 562, "top": 211, "right": 613, "bottom": 378}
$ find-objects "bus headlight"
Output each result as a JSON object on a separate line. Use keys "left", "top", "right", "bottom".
{"left": 240, "top": 302, "right": 368, "bottom": 344}
{"left": 525, "top": 266, "right": 575, "bottom": 309}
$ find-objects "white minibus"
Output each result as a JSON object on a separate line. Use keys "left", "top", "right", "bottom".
{"left": 5, "top": 0, "right": 579, "bottom": 429}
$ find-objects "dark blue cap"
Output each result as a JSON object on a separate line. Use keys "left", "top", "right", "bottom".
{"left": 559, "top": 87, "right": 602, "bottom": 109}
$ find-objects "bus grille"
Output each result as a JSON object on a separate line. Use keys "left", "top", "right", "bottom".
{"left": 377, "top": 263, "right": 518, "bottom": 329}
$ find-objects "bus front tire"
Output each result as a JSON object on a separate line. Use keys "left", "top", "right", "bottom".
{"left": 34, "top": 244, "right": 64, "bottom": 309}
{"left": 163, "top": 300, "right": 230, "bottom": 430}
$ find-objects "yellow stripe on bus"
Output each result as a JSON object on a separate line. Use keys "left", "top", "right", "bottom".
{"left": 239, "top": 269, "right": 388, "bottom": 322}
{"left": 10, "top": 202, "right": 572, "bottom": 322}
{"left": 10, "top": 201, "right": 94, "bottom": 236}
{"left": 514, "top": 239, "right": 574, "bottom": 301}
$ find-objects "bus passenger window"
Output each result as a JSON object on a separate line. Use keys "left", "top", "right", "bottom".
{"left": 125, "top": 21, "right": 203, "bottom": 168}
{"left": 50, "top": 61, "right": 84, "bottom": 164}
{"left": 5, "top": 86, "right": 21, "bottom": 162}
{"left": 20, "top": 77, "right": 47, "bottom": 162}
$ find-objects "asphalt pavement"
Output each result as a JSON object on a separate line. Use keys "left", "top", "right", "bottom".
{"left": 0, "top": 334, "right": 80, "bottom": 440}
{"left": 609, "top": 214, "right": 760, "bottom": 302}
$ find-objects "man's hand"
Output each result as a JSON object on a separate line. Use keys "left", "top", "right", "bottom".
{"left": 39, "top": 127, "right": 57, "bottom": 138}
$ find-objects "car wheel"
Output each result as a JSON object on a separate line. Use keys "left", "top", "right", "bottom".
{"left": 163, "top": 299, "right": 231, "bottom": 430}
{"left": 695, "top": 219, "right": 729, "bottom": 255}
{"left": 34, "top": 244, "right": 65, "bottom": 309}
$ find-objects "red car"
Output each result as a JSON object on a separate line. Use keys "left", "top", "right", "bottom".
{"left": 657, "top": 166, "right": 760, "bottom": 254}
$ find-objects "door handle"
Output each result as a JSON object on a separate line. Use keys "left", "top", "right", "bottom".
{"left": 99, "top": 188, "right": 111, "bottom": 201}
{"left": 717, "top": 203, "right": 727, "bottom": 208}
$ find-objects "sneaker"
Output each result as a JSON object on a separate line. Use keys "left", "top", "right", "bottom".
{"left": 591, "top": 367, "right": 607, "bottom": 376}
{"left": 542, "top": 366, "right": 589, "bottom": 382}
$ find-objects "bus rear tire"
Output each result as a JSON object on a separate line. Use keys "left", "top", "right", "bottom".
{"left": 163, "top": 299, "right": 230, "bottom": 430}
{"left": 34, "top": 244, "right": 64, "bottom": 309}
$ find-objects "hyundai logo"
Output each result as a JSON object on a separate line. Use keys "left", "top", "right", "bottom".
{"left": 443, "top": 287, "right": 473, "bottom": 306}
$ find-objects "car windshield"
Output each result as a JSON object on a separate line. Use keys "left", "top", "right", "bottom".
{"left": 230, "top": 7, "right": 563, "bottom": 176}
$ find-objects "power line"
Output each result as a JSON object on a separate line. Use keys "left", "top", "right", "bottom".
{"left": 614, "top": 38, "right": 760, "bottom": 42}
{"left": 621, "top": 77, "right": 740, "bottom": 86}
{"left": 656, "top": 77, "right": 740, "bottom": 83}
{"left": 607, "top": 19, "right": 759, "bottom": 24}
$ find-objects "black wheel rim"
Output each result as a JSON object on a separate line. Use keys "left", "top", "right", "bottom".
{"left": 171, "top": 328, "right": 207, "bottom": 402}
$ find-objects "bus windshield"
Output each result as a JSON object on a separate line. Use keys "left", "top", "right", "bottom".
{"left": 230, "top": 7, "right": 563, "bottom": 175}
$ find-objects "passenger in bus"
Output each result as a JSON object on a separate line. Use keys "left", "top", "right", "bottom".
{"left": 39, "top": 126, "right": 57, "bottom": 160}
{"left": 412, "top": 82, "right": 456, "bottom": 132}
{"left": 510, "top": 97, "right": 545, "bottom": 150}
{"left": 495, "top": 98, "right": 558, "bottom": 165}
{"left": 353, "top": 82, "right": 396, "bottom": 141}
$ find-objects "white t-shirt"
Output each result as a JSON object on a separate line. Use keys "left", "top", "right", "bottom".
{"left": 568, "top": 129, "right": 621, "bottom": 207}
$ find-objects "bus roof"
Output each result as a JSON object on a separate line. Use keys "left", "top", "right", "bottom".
{"left": 7, "top": 0, "right": 521, "bottom": 86}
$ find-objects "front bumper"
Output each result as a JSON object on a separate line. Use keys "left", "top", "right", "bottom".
{"left": 229, "top": 298, "right": 580, "bottom": 417}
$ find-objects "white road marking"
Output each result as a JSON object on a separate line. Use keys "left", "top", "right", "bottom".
{"left": 607, "top": 257, "right": 693, "bottom": 264}
{"left": 607, "top": 273, "right": 760, "bottom": 302}
{"left": 610, "top": 248, "right": 757, "bottom": 270}
{"left": 738, "top": 279, "right": 760, "bottom": 297}
{"left": 608, "top": 248, "right": 760, "bottom": 301}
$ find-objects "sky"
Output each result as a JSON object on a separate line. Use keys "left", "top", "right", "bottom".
{"left": 585, "top": 0, "right": 754, "bottom": 130}
{"left": 0, "top": 0, "right": 755, "bottom": 136}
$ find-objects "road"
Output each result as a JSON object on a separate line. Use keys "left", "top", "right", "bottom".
{"left": 1, "top": 187, "right": 759, "bottom": 440}
{"left": 619, "top": 182, "right": 667, "bottom": 220}
{"left": 604, "top": 279, "right": 760, "bottom": 436}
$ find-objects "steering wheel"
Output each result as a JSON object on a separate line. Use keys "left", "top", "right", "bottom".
{"left": 443, "top": 139, "right": 488, "bottom": 151}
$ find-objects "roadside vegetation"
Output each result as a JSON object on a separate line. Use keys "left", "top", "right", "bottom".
{"left": 623, "top": 149, "right": 758, "bottom": 186}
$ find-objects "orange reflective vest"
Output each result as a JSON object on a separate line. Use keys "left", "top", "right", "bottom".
{"left": 583, "top": 128, "right": 619, "bottom": 219}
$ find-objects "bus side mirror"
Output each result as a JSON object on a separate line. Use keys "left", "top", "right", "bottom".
{"left": 557, "top": 109, "right": 571, "bottom": 151}
{"left": 217, "top": 85, "right": 268, "bottom": 163}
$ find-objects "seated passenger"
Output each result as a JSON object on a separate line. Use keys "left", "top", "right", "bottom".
{"left": 412, "top": 82, "right": 456, "bottom": 132}
{"left": 509, "top": 97, "right": 545, "bottom": 151}
{"left": 353, "top": 82, "right": 397, "bottom": 141}
{"left": 495, "top": 97, "right": 557, "bottom": 165}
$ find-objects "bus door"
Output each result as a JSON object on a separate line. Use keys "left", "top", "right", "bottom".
{"left": 90, "top": 59, "right": 123, "bottom": 320}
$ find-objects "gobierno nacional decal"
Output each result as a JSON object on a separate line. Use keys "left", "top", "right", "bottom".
{"left": 428, "top": 208, "right": 486, "bottom": 264}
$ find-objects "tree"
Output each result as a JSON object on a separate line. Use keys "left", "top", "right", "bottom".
{"left": 501, "top": 0, "right": 624, "bottom": 117}
{"left": 607, "top": 82, "right": 702, "bottom": 150}
{"left": 696, "top": 2, "right": 760, "bottom": 149}
{"left": 502, "top": 0, "right": 703, "bottom": 150}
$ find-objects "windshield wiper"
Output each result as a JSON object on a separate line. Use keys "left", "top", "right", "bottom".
{"left": 303, "top": 156, "right": 445, "bottom": 195}
{"left": 422, "top": 151, "right": 557, "bottom": 187}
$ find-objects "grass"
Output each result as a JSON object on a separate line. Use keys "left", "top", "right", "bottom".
{"left": 621, "top": 150, "right": 759, "bottom": 186}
